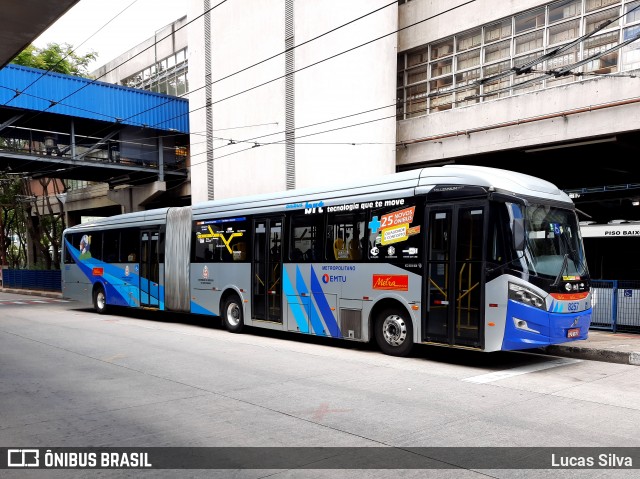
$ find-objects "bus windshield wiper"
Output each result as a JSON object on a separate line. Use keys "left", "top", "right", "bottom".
{"left": 551, "top": 253, "right": 569, "bottom": 287}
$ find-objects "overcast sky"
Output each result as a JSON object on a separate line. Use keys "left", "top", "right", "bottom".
{"left": 34, "top": 0, "right": 186, "bottom": 71}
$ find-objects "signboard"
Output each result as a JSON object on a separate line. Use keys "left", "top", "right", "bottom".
{"left": 580, "top": 223, "right": 640, "bottom": 238}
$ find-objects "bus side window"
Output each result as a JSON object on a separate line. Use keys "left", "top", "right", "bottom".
{"left": 290, "top": 214, "right": 323, "bottom": 262}
{"left": 327, "top": 213, "right": 365, "bottom": 261}
{"left": 63, "top": 234, "right": 76, "bottom": 264}
{"left": 120, "top": 228, "right": 139, "bottom": 262}
{"left": 103, "top": 230, "right": 119, "bottom": 263}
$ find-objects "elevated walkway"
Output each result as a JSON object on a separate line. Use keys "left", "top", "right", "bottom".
{"left": 0, "top": 64, "right": 189, "bottom": 188}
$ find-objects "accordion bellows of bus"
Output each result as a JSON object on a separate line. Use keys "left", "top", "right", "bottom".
{"left": 62, "top": 165, "right": 592, "bottom": 356}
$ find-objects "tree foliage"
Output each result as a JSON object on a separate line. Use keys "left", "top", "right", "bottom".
{"left": 11, "top": 42, "right": 98, "bottom": 78}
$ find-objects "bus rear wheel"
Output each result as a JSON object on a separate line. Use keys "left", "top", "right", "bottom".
{"left": 222, "top": 295, "right": 244, "bottom": 333}
{"left": 374, "top": 308, "right": 413, "bottom": 357}
{"left": 93, "top": 284, "right": 107, "bottom": 315}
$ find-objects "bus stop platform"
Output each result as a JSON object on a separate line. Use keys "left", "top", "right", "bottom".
{"left": 540, "top": 330, "right": 640, "bottom": 366}
{"left": 1, "top": 287, "right": 638, "bottom": 366}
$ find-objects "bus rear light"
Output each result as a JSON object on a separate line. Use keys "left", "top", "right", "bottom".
{"left": 363, "top": 296, "right": 369, "bottom": 300}
{"left": 489, "top": 303, "right": 498, "bottom": 307}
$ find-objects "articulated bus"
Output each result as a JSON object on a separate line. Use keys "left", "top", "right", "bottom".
{"left": 61, "top": 165, "right": 592, "bottom": 356}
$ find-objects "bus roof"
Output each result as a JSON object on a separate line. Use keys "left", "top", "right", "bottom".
{"left": 191, "top": 164, "right": 571, "bottom": 216}
{"left": 64, "top": 165, "right": 572, "bottom": 232}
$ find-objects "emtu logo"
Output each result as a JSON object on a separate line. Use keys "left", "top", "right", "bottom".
{"left": 322, "top": 274, "right": 346, "bottom": 283}
{"left": 8, "top": 449, "right": 39, "bottom": 467}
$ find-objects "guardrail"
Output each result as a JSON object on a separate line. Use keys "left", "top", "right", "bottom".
{"left": 591, "top": 280, "right": 640, "bottom": 332}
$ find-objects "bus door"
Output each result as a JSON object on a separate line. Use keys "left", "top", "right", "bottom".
{"left": 252, "top": 217, "right": 284, "bottom": 322}
{"left": 423, "top": 203, "right": 485, "bottom": 348}
{"left": 140, "top": 230, "right": 160, "bottom": 307}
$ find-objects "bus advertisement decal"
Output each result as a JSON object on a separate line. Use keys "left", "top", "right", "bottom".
{"left": 380, "top": 224, "right": 409, "bottom": 245}
{"left": 372, "top": 274, "right": 409, "bottom": 291}
{"left": 282, "top": 269, "right": 311, "bottom": 333}
{"left": 379, "top": 206, "right": 415, "bottom": 231}
{"left": 310, "top": 266, "right": 341, "bottom": 338}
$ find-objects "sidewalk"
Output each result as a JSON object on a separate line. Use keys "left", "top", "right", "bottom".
{"left": 1, "top": 287, "right": 639, "bottom": 365}
{"left": 0, "top": 286, "right": 63, "bottom": 299}
{"left": 542, "top": 330, "right": 640, "bottom": 366}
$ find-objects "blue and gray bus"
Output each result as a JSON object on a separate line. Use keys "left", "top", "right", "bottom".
{"left": 62, "top": 165, "right": 592, "bottom": 356}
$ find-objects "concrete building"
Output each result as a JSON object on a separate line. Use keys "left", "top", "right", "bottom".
{"left": 90, "top": 0, "right": 640, "bottom": 222}
{"left": 179, "top": 0, "right": 640, "bottom": 223}
{"left": 91, "top": 16, "right": 188, "bottom": 96}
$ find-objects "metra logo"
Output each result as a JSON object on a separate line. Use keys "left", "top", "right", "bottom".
{"left": 322, "top": 274, "right": 347, "bottom": 283}
{"left": 372, "top": 274, "right": 408, "bottom": 291}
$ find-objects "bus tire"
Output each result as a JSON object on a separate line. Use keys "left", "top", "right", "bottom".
{"left": 222, "top": 295, "right": 244, "bottom": 333}
{"left": 374, "top": 308, "right": 413, "bottom": 357}
{"left": 93, "top": 284, "right": 108, "bottom": 315}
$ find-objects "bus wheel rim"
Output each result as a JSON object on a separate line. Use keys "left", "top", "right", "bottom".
{"left": 382, "top": 315, "right": 407, "bottom": 346}
{"left": 97, "top": 291, "right": 105, "bottom": 310}
{"left": 227, "top": 303, "right": 240, "bottom": 326}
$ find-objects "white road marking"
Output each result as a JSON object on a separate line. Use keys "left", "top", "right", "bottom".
{"left": 462, "top": 358, "right": 582, "bottom": 384}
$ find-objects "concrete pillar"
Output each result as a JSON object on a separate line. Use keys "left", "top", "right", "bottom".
{"left": 107, "top": 182, "right": 167, "bottom": 213}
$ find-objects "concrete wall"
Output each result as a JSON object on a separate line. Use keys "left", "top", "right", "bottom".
{"left": 188, "top": 0, "right": 398, "bottom": 203}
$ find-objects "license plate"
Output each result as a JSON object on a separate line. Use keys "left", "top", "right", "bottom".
{"left": 567, "top": 328, "right": 580, "bottom": 338}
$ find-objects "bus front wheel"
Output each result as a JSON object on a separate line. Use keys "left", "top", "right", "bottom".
{"left": 374, "top": 308, "right": 413, "bottom": 357}
{"left": 222, "top": 295, "right": 244, "bottom": 333}
{"left": 93, "top": 285, "right": 107, "bottom": 315}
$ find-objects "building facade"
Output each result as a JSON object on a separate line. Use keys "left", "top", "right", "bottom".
{"left": 90, "top": 0, "right": 640, "bottom": 222}
{"left": 187, "top": 0, "right": 398, "bottom": 203}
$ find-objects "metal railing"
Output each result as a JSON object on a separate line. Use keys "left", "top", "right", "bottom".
{"left": 591, "top": 280, "right": 640, "bottom": 333}
{"left": 0, "top": 269, "right": 61, "bottom": 292}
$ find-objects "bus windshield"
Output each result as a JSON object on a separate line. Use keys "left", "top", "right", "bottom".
{"left": 519, "top": 203, "right": 588, "bottom": 279}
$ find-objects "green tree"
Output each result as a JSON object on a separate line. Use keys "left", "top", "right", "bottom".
{"left": 11, "top": 42, "right": 98, "bottom": 78}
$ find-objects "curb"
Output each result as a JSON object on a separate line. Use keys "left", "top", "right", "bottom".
{"left": 543, "top": 345, "right": 640, "bottom": 366}
{"left": 0, "top": 287, "right": 63, "bottom": 299}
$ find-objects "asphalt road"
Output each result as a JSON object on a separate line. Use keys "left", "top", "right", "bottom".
{"left": 1, "top": 294, "right": 640, "bottom": 478}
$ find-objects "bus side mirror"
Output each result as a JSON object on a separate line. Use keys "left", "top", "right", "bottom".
{"left": 513, "top": 218, "right": 525, "bottom": 251}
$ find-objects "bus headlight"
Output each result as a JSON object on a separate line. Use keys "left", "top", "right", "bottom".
{"left": 508, "top": 283, "right": 546, "bottom": 310}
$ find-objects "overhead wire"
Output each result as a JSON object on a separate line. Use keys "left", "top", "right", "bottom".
{"left": 151, "top": 0, "right": 477, "bottom": 129}
{"left": 3, "top": 0, "right": 403, "bottom": 177}
{"left": 8, "top": 0, "right": 639, "bottom": 190}
{"left": 4, "top": 1, "right": 412, "bottom": 178}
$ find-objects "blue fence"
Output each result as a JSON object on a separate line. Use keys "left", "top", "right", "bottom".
{"left": 0, "top": 269, "right": 61, "bottom": 292}
{"left": 591, "top": 280, "right": 640, "bottom": 332}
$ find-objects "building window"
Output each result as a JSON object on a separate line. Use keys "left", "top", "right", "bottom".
{"left": 396, "top": 0, "right": 637, "bottom": 119}
{"left": 621, "top": 24, "right": 640, "bottom": 71}
{"left": 583, "top": 31, "right": 620, "bottom": 73}
{"left": 120, "top": 47, "right": 189, "bottom": 96}
{"left": 549, "top": 0, "right": 581, "bottom": 24}
{"left": 586, "top": 0, "right": 620, "bottom": 13}
{"left": 515, "top": 7, "right": 546, "bottom": 34}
